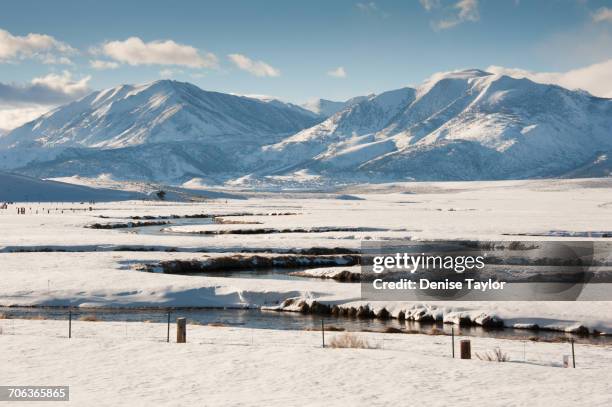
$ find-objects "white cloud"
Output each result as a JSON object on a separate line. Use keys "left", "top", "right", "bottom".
{"left": 593, "top": 7, "right": 612, "bottom": 23}
{"left": 0, "top": 71, "right": 91, "bottom": 105}
{"left": 419, "top": 0, "right": 440, "bottom": 11}
{"left": 227, "top": 54, "right": 280, "bottom": 77}
{"left": 432, "top": 0, "right": 479, "bottom": 30}
{"left": 0, "top": 28, "right": 75, "bottom": 64}
{"left": 99, "top": 37, "right": 218, "bottom": 69}
{"left": 487, "top": 60, "right": 612, "bottom": 98}
{"left": 0, "top": 104, "right": 51, "bottom": 134}
{"left": 89, "top": 59, "right": 119, "bottom": 70}
{"left": 0, "top": 71, "right": 91, "bottom": 132}
{"left": 30, "top": 71, "right": 91, "bottom": 96}
{"left": 159, "top": 68, "right": 183, "bottom": 78}
{"left": 327, "top": 66, "right": 347, "bottom": 78}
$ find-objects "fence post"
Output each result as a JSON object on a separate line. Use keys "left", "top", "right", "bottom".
{"left": 321, "top": 319, "right": 325, "bottom": 348}
{"left": 451, "top": 327, "right": 455, "bottom": 358}
{"left": 176, "top": 317, "right": 186, "bottom": 343}
{"left": 167, "top": 312, "right": 171, "bottom": 343}
{"left": 571, "top": 339, "right": 576, "bottom": 368}
{"left": 68, "top": 310, "right": 72, "bottom": 339}
{"left": 460, "top": 339, "right": 471, "bottom": 359}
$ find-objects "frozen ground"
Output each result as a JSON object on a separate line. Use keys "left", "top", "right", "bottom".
{"left": 1, "top": 178, "right": 612, "bottom": 333}
{"left": 0, "top": 319, "right": 610, "bottom": 407}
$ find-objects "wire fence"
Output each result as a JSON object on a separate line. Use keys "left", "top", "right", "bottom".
{"left": 0, "top": 309, "right": 593, "bottom": 369}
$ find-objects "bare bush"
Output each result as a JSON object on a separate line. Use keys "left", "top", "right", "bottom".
{"left": 329, "top": 333, "right": 375, "bottom": 349}
{"left": 476, "top": 347, "right": 509, "bottom": 362}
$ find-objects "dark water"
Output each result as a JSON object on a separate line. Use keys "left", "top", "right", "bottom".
{"left": 51, "top": 220, "right": 607, "bottom": 344}
{"left": 186, "top": 270, "right": 335, "bottom": 282}
{"left": 123, "top": 217, "right": 214, "bottom": 236}
{"left": 181, "top": 267, "right": 348, "bottom": 282}
{"left": 1, "top": 307, "right": 609, "bottom": 345}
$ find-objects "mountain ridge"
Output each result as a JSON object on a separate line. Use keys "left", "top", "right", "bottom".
{"left": 1, "top": 70, "right": 611, "bottom": 185}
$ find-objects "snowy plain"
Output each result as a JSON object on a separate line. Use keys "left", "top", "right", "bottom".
{"left": 0, "top": 319, "right": 611, "bottom": 407}
{"left": 1, "top": 177, "right": 612, "bottom": 333}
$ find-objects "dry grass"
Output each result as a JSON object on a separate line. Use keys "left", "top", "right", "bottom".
{"left": 0, "top": 313, "right": 7, "bottom": 319}
{"left": 207, "top": 322, "right": 227, "bottom": 327}
{"left": 23, "top": 315, "right": 45, "bottom": 320}
{"left": 329, "top": 333, "right": 376, "bottom": 349}
{"left": 79, "top": 314, "right": 99, "bottom": 322}
{"left": 428, "top": 327, "right": 447, "bottom": 336}
{"left": 305, "top": 325, "right": 345, "bottom": 332}
{"left": 213, "top": 218, "right": 262, "bottom": 225}
{"left": 476, "top": 348, "right": 509, "bottom": 362}
{"left": 382, "top": 327, "right": 404, "bottom": 334}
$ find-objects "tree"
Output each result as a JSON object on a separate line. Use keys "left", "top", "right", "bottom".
{"left": 156, "top": 190, "right": 166, "bottom": 200}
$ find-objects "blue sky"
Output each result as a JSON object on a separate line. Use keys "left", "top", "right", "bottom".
{"left": 1, "top": 0, "right": 612, "bottom": 131}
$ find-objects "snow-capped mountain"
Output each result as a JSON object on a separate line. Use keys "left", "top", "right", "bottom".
{"left": 258, "top": 69, "right": 612, "bottom": 181}
{"left": 1, "top": 80, "right": 320, "bottom": 150}
{"left": 301, "top": 96, "right": 369, "bottom": 118}
{"left": 0, "top": 80, "right": 321, "bottom": 181}
{"left": 2, "top": 70, "right": 611, "bottom": 184}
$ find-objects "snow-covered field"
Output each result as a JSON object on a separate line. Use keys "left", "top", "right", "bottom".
{"left": 1, "top": 178, "right": 612, "bottom": 334}
{"left": 1, "top": 319, "right": 610, "bottom": 407}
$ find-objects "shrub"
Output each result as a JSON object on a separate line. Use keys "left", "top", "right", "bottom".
{"left": 476, "top": 347, "right": 509, "bottom": 362}
{"left": 79, "top": 314, "right": 99, "bottom": 322}
{"left": 329, "top": 333, "right": 375, "bottom": 349}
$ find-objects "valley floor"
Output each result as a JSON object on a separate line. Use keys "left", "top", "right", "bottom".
{"left": 1, "top": 178, "right": 612, "bottom": 333}
{"left": 1, "top": 178, "right": 612, "bottom": 405}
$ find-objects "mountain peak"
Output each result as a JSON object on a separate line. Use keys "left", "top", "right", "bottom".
{"left": 1, "top": 80, "right": 321, "bottom": 152}
{"left": 417, "top": 68, "right": 493, "bottom": 96}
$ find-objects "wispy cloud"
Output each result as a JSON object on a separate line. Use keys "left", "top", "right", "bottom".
{"left": 0, "top": 28, "right": 75, "bottom": 64}
{"left": 356, "top": 2, "right": 390, "bottom": 18}
{"left": 159, "top": 68, "right": 184, "bottom": 78}
{"left": 422, "top": 0, "right": 479, "bottom": 31}
{"left": 419, "top": 0, "right": 441, "bottom": 12}
{"left": 487, "top": 60, "right": 612, "bottom": 98}
{"left": 327, "top": 66, "right": 347, "bottom": 78}
{"left": 89, "top": 59, "right": 119, "bottom": 70}
{"left": 96, "top": 37, "right": 218, "bottom": 69}
{"left": 593, "top": 7, "right": 612, "bottom": 23}
{"left": 227, "top": 54, "right": 280, "bottom": 77}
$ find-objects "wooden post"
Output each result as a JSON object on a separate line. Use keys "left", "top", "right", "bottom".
{"left": 571, "top": 339, "right": 576, "bottom": 368}
{"left": 451, "top": 327, "right": 455, "bottom": 358}
{"left": 68, "top": 310, "right": 72, "bottom": 339}
{"left": 176, "top": 317, "right": 186, "bottom": 343}
{"left": 167, "top": 312, "right": 171, "bottom": 343}
{"left": 321, "top": 319, "right": 325, "bottom": 348}
{"left": 460, "top": 339, "right": 471, "bottom": 359}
